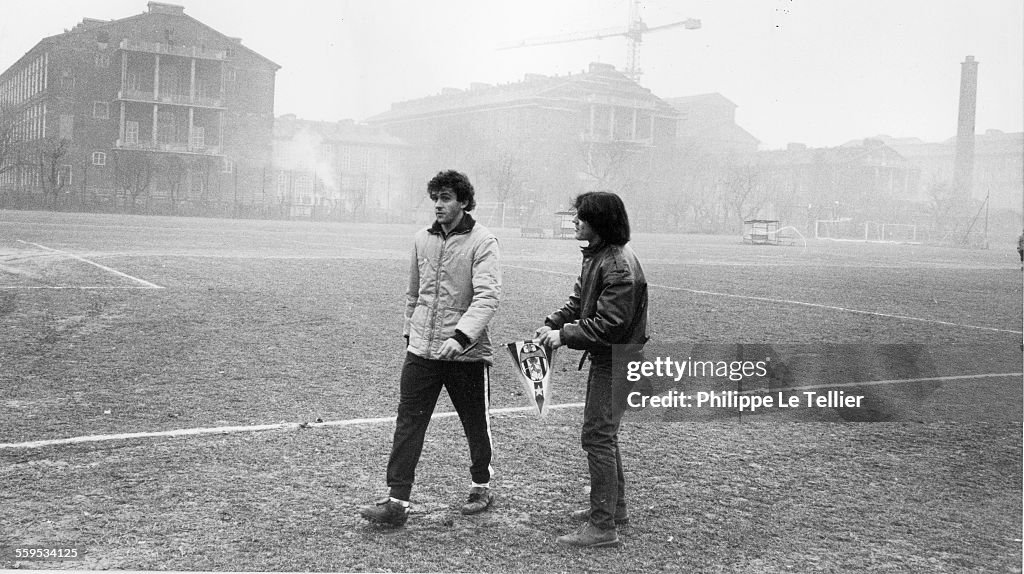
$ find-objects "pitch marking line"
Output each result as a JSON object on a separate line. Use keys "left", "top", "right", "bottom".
{"left": 0, "top": 402, "right": 586, "bottom": 450}
{"left": 505, "top": 264, "right": 1021, "bottom": 335}
{"left": 0, "top": 286, "right": 162, "bottom": 290}
{"left": 15, "top": 240, "right": 163, "bottom": 289}
{"left": 3, "top": 372, "right": 1021, "bottom": 451}
{"left": 727, "top": 372, "right": 1021, "bottom": 395}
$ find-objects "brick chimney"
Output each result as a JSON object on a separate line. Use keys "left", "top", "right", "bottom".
{"left": 953, "top": 55, "right": 978, "bottom": 200}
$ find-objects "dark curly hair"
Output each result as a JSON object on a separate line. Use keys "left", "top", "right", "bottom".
{"left": 573, "top": 191, "right": 630, "bottom": 246}
{"left": 427, "top": 170, "right": 476, "bottom": 212}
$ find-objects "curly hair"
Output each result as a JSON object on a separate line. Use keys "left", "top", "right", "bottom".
{"left": 427, "top": 170, "right": 476, "bottom": 212}
{"left": 573, "top": 191, "right": 631, "bottom": 246}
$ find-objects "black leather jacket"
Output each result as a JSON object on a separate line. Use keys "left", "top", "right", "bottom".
{"left": 545, "top": 241, "right": 648, "bottom": 357}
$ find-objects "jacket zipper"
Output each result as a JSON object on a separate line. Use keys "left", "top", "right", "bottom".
{"left": 427, "top": 233, "right": 448, "bottom": 353}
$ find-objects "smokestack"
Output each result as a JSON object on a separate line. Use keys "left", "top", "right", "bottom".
{"left": 953, "top": 55, "right": 978, "bottom": 200}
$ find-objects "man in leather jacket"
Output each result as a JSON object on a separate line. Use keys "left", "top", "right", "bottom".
{"left": 535, "top": 191, "right": 648, "bottom": 548}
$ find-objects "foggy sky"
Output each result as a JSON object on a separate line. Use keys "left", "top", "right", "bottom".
{"left": 1, "top": 0, "right": 1022, "bottom": 149}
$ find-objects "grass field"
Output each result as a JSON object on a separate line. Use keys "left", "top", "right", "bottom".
{"left": 1, "top": 209, "right": 1021, "bottom": 572}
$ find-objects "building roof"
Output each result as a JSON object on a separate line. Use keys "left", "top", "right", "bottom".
{"left": 274, "top": 116, "right": 410, "bottom": 147}
{"left": 859, "top": 130, "right": 1024, "bottom": 160}
{"left": 663, "top": 93, "right": 737, "bottom": 109}
{"left": 757, "top": 139, "right": 907, "bottom": 167}
{"left": 5, "top": 1, "right": 279, "bottom": 74}
{"left": 366, "top": 62, "right": 678, "bottom": 124}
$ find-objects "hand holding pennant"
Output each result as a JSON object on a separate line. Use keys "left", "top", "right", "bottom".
{"left": 506, "top": 340, "right": 556, "bottom": 415}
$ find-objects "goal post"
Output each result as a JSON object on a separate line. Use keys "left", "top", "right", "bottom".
{"left": 474, "top": 202, "right": 506, "bottom": 228}
{"left": 863, "top": 221, "right": 919, "bottom": 243}
{"left": 814, "top": 218, "right": 859, "bottom": 240}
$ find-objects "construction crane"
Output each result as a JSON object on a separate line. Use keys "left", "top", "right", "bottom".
{"left": 498, "top": 0, "right": 700, "bottom": 82}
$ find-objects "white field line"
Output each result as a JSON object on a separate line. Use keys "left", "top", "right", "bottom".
{"left": 728, "top": 372, "right": 1021, "bottom": 395}
{"left": 0, "top": 402, "right": 586, "bottom": 450}
{"left": 15, "top": 240, "right": 163, "bottom": 289}
{"left": 0, "top": 286, "right": 162, "bottom": 290}
{"left": 3, "top": 371, "right": 1021, "bottom": 451}
{"left": 505, "top": 264, "right": 1022, "bottom": 335}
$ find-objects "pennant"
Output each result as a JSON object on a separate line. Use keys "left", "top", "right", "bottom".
{"left": 506, "top": 340, "right": 556, "bottom": 415}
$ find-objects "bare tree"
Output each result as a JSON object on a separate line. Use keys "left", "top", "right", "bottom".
{"left": 114, "top": 151, "right": 154, "bottom": 211}
{"left": 926, "top": 179, "right": 967, "bottom": 242}
{"left": 720, "top": 158, "right": 768, "bottom": 230}
{"left": 578, "top": 141, "right": 644, "bottom": 191}
{"left": 481, "top": 144, "right": 527, "bottom": 205}
{"left": 0, "top": 105, "right": 15, "bottom": 182}
{"left": 159, "top": 155, "right": 186, "bottom": 214}
{"left": 37, "top": 136, "right": 70, "bottom": 208}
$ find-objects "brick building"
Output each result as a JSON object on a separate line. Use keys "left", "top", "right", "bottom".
{"left": 0, "top": 2, "right": 279, "bottom": 215}
{"left": 753, "top": 139, "right": 917, "bottom": 231}
{"left": 885, "top": 130, "right": 1023, "bottom": 212}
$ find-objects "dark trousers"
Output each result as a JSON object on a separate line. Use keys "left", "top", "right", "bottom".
{"left": 386, "top": 352, "right": 492, "bottom": 501}
{"left": 582, "top": 355, "right": 635, "bottom": 530}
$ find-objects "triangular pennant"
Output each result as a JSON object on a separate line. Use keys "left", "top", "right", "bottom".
{"left": 506, "top": 340, "right": 556, "bottom": 416}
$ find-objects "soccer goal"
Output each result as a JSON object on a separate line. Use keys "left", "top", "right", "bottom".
{"left": 814, "top": 218, "right": 859, "bottom": 240}
{"left": 864, "top": 222, "right": 918, "bottom": 243}
{"left": 475, "top": 202, "right": 506, "bottom": 228}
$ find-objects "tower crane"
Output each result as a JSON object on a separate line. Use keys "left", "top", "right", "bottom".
{"left": 498, "top": 0, "right": 700, "bottom": 82}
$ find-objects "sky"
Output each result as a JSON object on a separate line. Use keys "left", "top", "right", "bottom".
{"left": 1, "top": 0, "right": 1021, "bottom": 150}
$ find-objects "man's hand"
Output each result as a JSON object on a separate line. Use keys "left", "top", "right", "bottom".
{"left": 534, "top": 325, "right": 552, "bottom": 339}
{"left": 438, "top": 337, "right": 465, "bottom": 360}
{"left": 536, "top": 329, "right": 563, "bottom": 350}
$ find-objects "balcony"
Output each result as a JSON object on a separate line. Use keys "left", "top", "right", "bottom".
{"left": 114, "top": 140, "right": 223, "bottom": 157}
{"left": 119, "top": 39, "right": 228, "bottom": 61}
{"left": 579, "top": 131, "right": 653, "bottom": 146}
{"left": 117, "top": 89, "right": 226, "bottom": 110}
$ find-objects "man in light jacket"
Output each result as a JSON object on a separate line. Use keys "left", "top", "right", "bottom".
{"left": 360, "top": 170, "right": 502, "bottom": 527}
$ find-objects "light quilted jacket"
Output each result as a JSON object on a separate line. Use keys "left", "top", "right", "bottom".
{"left": 403, "top": 214, "right": 502, "bottom": 364}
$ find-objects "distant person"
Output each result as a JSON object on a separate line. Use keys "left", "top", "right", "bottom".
{"left": 359, "top": 170, "right": 502, "bottom": 527}
{"left": 1017, "top": 231, "right": 1023, "bottom": 263}
{"left": 534, "top": 191, "right": 648, "bottom": 548}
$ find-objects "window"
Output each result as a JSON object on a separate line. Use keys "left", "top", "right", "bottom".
{"left": 95, "top": 53, "right": 110, "bottom": 68}
{"left": 321, "top": 143, "right": 334, "bottom": 158}
{"left": 277, "top": 171, "right": 287, "bottom": 194}
{"left": 221, "top": 158, "right": 233, "bottom": 174}
{"left": 60, "top": 73, "right": 74, "bottom": 90}
{"left": 59, "top": 114, "right": 74, "bottom": 140}
{"left": 157, "top": 111, "right": 176, "bottom": 144}
{"left": 92, "top": 102, "right": 109, "bottom": 119}
{"left": 190, "top": 126, "right": 205, "bottom": 149}
{"left": 91, "top": 152, "right": 106, "bottom": 166}
{"left": 57, "top": 165, "right": 72, "bottom": 187}
{"left": 125, "top": 121, "right": 139, "bottom": 145}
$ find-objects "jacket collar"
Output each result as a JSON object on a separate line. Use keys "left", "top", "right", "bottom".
{"left": 581, "top": 239, "right": 608, "bottom": 257}
{"left": 428, "top": 212, "right": 476, "bottom": 237}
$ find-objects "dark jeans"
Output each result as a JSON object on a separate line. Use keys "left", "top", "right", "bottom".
{"left": 582, "top": 355, "right": 635, "bottom": 530}
{"left": 386, "top": 352, "right": 492, "bottom": 501}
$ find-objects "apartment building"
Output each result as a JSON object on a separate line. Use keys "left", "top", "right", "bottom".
{"left": 0, "top": 2, "right": 279, "bottom": 214}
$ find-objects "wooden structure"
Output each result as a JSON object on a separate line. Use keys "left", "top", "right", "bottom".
{"left": 743, "top": 219, "right": 783, "bottom": 245}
